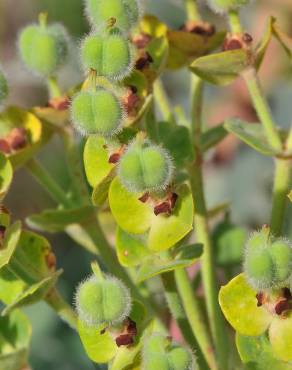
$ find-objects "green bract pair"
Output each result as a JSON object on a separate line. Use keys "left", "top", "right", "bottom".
{"left": 143, "top": 333, "right": 196, "bottom": 370}
{"left": 244, "top": 229, "right": 292, "bottom": 290}
{"left": 18, "top": 16, "right": 68, "bottom": 77}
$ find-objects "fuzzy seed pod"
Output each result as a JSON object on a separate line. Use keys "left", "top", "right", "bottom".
{"left": 118, "top": 139, "right": 174, "bottom": 193}
{"left": 244, "top": 248, "right": 274, "bottom": 290}
{"left": 269, "top": 240, "right": 292, "bottom": 283}
{"left": 143, "top": 333, "right": 195, "bottom": 370}
{"left": 75, "top": 274, "right": 131, "bottom": 327}
{"left": 81, "top": 32, "right": 134, "bottom": 80}
{"left": 207, "top": 0, "right": 250, "bottom": 14}
{"left": 0, "top": 70, "right": 8, "bottom": 106}
{"left": 18, "top": 23, "right": 68, "bottom": 77}
{"left": 71, "top": 88, "right": 125, "bottom": 136}
{"left": 84, "top": 0, "right": 141, "bottom": 32}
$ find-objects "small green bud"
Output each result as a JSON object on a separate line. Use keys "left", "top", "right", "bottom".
{"left": 81, "top": 32, "right": 133, "bottom": 80}
{"left": 18, "top": 22, "right": 68, "bottom": 77}
{"left": 245, "top": 248, "right": 274, "bottom": 290}
{"left": 118, "top": 139, "right": 174, "bottom": 193}
{"left": 269, "top": 240, "right": 292, "bottom": 283}
{"left": 143, "top": 333, "right": 195, "bottom": 370}
{"left": 71, "top": 88, "right": 125, "bottom": 136}
{"left": 75, "top": 274, "right": 131, "bottom": 327}
{"left": 207, "top": 0, "right": 250, "bottom": 13}
{"left": 0, "top": 70, "right": 8, "bottom": 106}
{"left": 84, "top": 0, "right": 141, "bottom": 32}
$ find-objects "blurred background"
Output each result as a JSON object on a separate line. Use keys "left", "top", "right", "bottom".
{"left": 1, "top": 0, "right": 292, "bottom": 369}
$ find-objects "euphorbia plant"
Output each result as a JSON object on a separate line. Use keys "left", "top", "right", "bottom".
{"left": 0, "top": 0, "right": 292, "bottom": 369}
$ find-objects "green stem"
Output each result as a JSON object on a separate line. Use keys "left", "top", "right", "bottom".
{"left": 243, "top": 69, "right": 282, "bottom": 152}
{"left": 270, "top": 158, "right": 292, "bottom": 236}
{"left": 189, "top": 75, "right": 228, "bottom": 370}
{"left": 26, "top": 159, "right": 72, "bottom": 207}
{"left": 153, "top": 79, "right": 175, "bottom": 124}
{"left": 185, "top": 0, "right": 202, "bottom": 21}
{"left": 47, "top": 76, "right": 62, "bottom": 99}
{"left": 286, "top": 125, "right": 292, "bottom": 150}
{"left": 46, "top": 287, "right": 77, "bottom": 329}
{"left": 175, "top": 268, "right": 217, "bottom": 370}
{"left": 228, "top": 9, "right": 243, "bottom": 34}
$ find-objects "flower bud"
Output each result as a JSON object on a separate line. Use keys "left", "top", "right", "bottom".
{"left": 18, "top": 22, "right": 68, "bottom": 77}
{"left": 84, "top": 0, "right": 141, "bottom": 32}
{"left": 81, "top": 32, "right": 133, "bottom": 80}
{"left": 143, "top": 333, "right": 195, "bottom": 370}
{"left": 71, "top": 88, "right": 125, "bottom": 136}
{"left": 0, "top": 70, "right": 8, "bottom": 106}
{"left": 118, "top": 139, "right": 174, "bottom": 193}
{"left": 207, "top": 0, "right": 250, "bottom": 14}
{"left": 75, "top": 274, "right": 131, "bottom": 327}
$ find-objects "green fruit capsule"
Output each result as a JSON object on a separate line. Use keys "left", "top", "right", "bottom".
{"left": 81, "top": 32, "right": 133, "bottom": 80}
{"left": 85, "top": 0, "right": 141, "bottom": 31}
{"left": 207, "top": 0, "right": 250, "bottom": 13}
{"left": 71, "top": 88, "right": 125, "bottom": 136}
{"left": 269, "top": 240, "right": 292, "bottom": 283}
{"left": 143, "top": 333, "right": 195, "bottom": 370}
{"left": 244, "top": 248, "right": 274, "bottom": 290}
{"left": 118, "top": 139, "right": 174, "bottom": 193}
{"left": 0, "top": 70, "right": 8, "bottom": 105}
{"left": 75, "top": 274, "right": 131, "bottom": 327}
{"left": 18, "top": 23, "right": 68, "bottom": 77}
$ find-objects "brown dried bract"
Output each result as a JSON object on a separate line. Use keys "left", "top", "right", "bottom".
{"left": 115, "top": 317, "right": 137, "bottom": 347}
{"left": 0, "top": 225, "right": 6, "bottom": 243}
{"left": 180, "top": 20, "right": 216, "bottom": 37}
{"left": 154, "top": 192, "right": 178, "bottom": 216}
{"left": 45, "top": 252, "right": 57, "bottom": 270}
{"left": 122, "top": 88, "right": 140, "bottom": 116}
{"left": 223, "top": 32, "right": 253, "bottom": 51}
{"left": 6, "top": 127, "right": 27, "bottom": 151}
{"left": 109, "top": 152, "right": 121, "bottom": 164}
{"left": 138, "top": 192, "right": 150, "bottom": 203}
{"left": 135, "top": 51, "right": 153, "bottom": 70}
{"left": 0, "top": 139, "right": 11, "bottom": 154}
{"left": 132, "top": 33, "right": 152, "bottom": 49}
{"left": 48, "top": 96, "right": 70, "bottom": 111}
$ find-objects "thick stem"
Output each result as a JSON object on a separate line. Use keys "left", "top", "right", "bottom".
{"left": 242, "top": 69, "right": 282, "bottom": 152}
{"left": 271, "top": 158, "right": 292, "bottom": 236}
{"left": 175, "top": 268, "right": 217, "bottom": 370}
{"left": 26, "top": 159, "right": 71, "bottom": 207}
{"left": 228, "top": 10, "right": 243, "bottom": 34}
{"left": 185, "top": 0, "right": 202, "bottom": 21}
{"left": 45, "top": 287, "right": 77, "bottom": 329}
{"left": 47, "top": 76, "right": 62, "bottom": 99}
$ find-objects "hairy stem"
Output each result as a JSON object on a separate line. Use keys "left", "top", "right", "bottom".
{"left": 271, "top": 158, "right": 292, "bottom": 236}
{"left": 175, "top": 268, "right": 217, "bottom": 370}
{"left": 243, "top": 68, "right": 282, "bottom": 152}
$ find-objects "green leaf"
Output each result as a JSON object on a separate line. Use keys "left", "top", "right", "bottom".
{"left": 269, "top": 314, "right": 292, "bottom": 362}
{"left": 219, "top": 273, "right": 272, "bottom": 336}
{"left": 0, "top": 153, "right": 13, "bottom": 200}
{"left": 146, "top": 36, "right": 169, "bottom": 77}
{"left": 167, "top": 30, "right": 225, "bottom": 70}
{"left": 136, "top": 244, "right": 203, "bottom": 283}
{"left": 0, "top": 106, "right": 48, "bottom": 169}
{"left": 116, "top": 227, "right": 151, "bottom": 267}
{"left": 109, "top": 177, "right": 153, "bottom": 234}
{"left": 213, "top": 221, "right": 247, "bottom": 266}
{"left": 236, "top": 332, "right": 292, "bottom": 369}
{"left": 0, "top": 222, "right": 22, "bottom": 270}
{"left": 272, "top": 21, "right": 292, "bottom": 63}
{"left": 0, "top": 310, "right": 31, "bottom": 370}
{"left": 1, "top": 270, "right": 62, "bottom": 316}
{"left": 148, "top": 184, "right": 194, "bottom": 252}
{"left": 190, "top": 49, "right": 249, "bottom": 86}
{"left": 84, "top": 136, "right": 115, "bottom": 188}
{"left": 200, "top": 124, "right": 229, "bottom": 152}
{"left": 255, "top": 17, "right": 274, "bottom": 70}
{"left": 26, "top": 206, "right": 95, "bottom": 233}
{"left": 0, "top": 268, "right": 26, "bottom": 305}
{"left": 224, "top": 118, "right": 277, "bottom": 156}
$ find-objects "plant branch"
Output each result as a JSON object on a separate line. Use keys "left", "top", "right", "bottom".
{"left": 184, "top": 0, "right": 202, "bottom": 21}
{"left": 47, "top": 76, "right": 62, "bottom": 99}
{"left": 228, "top": 9, "right": 243, "bottom": 34}
{"left": 270, "top": 158, "right": 292, "bottom": 236}
{"left": 153, "top": 78, "right": 175, "bottom": 123}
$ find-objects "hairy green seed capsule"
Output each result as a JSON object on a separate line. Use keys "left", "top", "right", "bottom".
{"left": 245, "top": 248, "right": 274, "bottom": 290}
{"left": 118, "top": 139, "right": 174, "bottom": 193}
{"left": 18, "top": 23, "right": 68, "bottom": 77}
{"left": 143, "top": 333, "right": 195, "bottom": 370}
{"left": 207, "top": 0, "right": 250, "bottom": 13}
{"left": 75, "top": 274, "right": 131, "bottom": 327}
{"left": 269, "top": 240, "right": 292, "bottom": 283}
{"left": 0, "top": 70, "right": 8, "bottom": 106}
{"left": 81, "top": 32, "right": 133, "bottom": 80}
{"left": 71, "top": 88, "right": 125, "bottom": 136}
{"left": 84, "top": 0, "right": 141, "bottom": 31}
